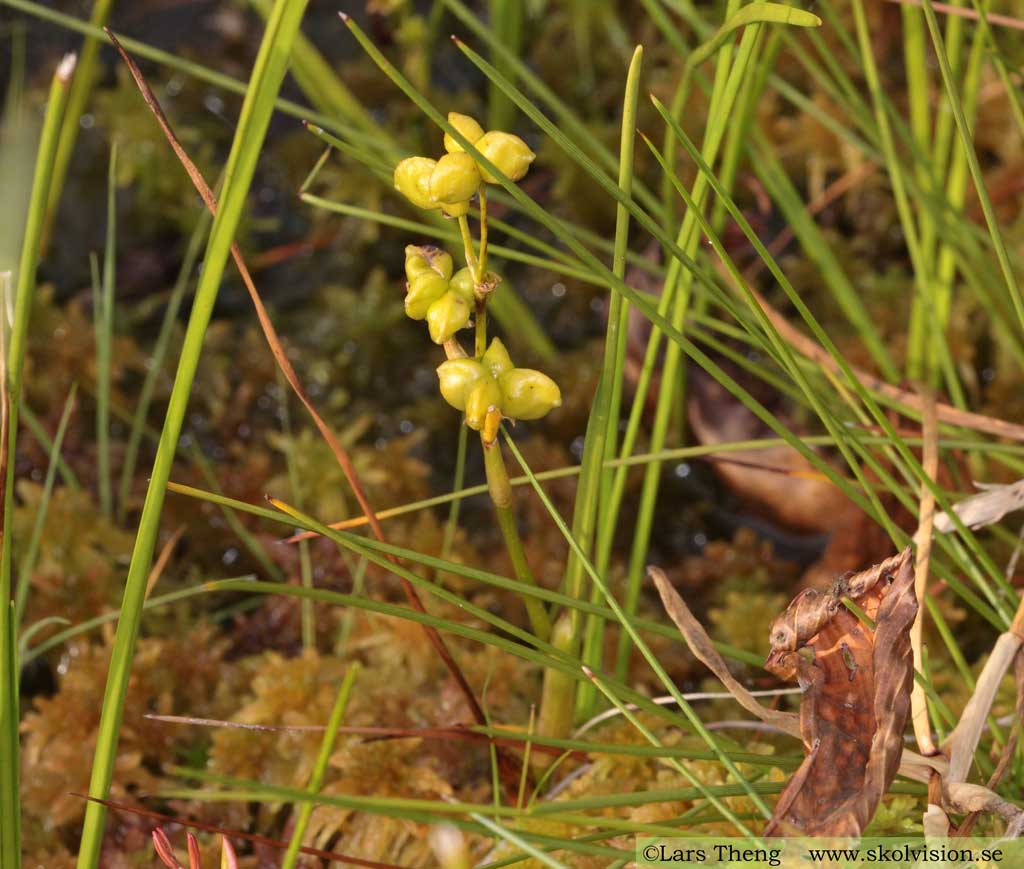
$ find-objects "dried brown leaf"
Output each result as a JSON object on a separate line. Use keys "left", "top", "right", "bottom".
{"left": 650, "top": 562, "right": 942, "bottom": 785}
{"left": 649, "top": 566, "right": 800, "bottom": 737}
{"left": 763, "top": 548, "right": 917, "bottom": 835}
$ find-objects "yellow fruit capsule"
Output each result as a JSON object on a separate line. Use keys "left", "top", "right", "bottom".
{"left": 498, "top": 369, "right": 561, "bottom": 420}
{"left": 464, "top": 377, "right": 502, "bottom": 431}
{"left": 481, "top": 337, "right": 514, "bottom": 378}
{"left": 426, "top": 291, "right": 471, "bottom": 344}
{"left": 475, "top": 131, "right": 535, "bottom": 183}
{"left": 430, "top": 152, "right": 481, "bottom": 205}
{"left": 405, "top": 245, "right": 453, "bottom": 282}
{"left": 437, "top": 359, "right": 487, "bottom": 410}
{"left": 448, "top": 267, "right": 476, "bottom": 302}
{"left": 405, "top": 271, "right": 449, "bottom": 320}
{"left": 394, "top": 156, "right": 438, "bottom": 210}
{"left": 444, "top": 112, "right": 485, "bottom": 154}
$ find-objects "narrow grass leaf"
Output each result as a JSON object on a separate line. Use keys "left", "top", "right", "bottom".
{"left": 577, "top": 45, "right": 643, "bottom": 713}
{"left": 13, "top": 384, "right": 77, "bottom": 627}
{"left": 1, "top": 52, "right": 76, "bottom": 869}
{"left": 76, "top": 5, "right": 310, "bottom": 863}
{"left": 118, "top": 206, "right": 212, "bottom": 521}
{"left": 282, "top": 664, "right": 359, "bottom": 868}
{"left": 96, "top": 142, "right": 116, "bottom": 517}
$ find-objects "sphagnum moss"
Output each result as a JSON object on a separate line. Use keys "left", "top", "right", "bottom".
{"left": 393, "top": 113, "right": 555, "bottom": 643}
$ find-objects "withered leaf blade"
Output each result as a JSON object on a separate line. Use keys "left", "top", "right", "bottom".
{"left": 649, "top": 567, "right": 800, "bottom": 738}
{"left": 933, "top": 478, "right": 1024, "bottom": 534}
{"left": 764, "top": 547, "right": 917, "bottom": 836}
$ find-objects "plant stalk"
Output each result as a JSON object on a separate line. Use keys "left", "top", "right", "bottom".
{"left": 1, "top": 53, "right": 76, "bottom": 869}
{"left": 483, "top": 436, "right": 551, "bottom": 641}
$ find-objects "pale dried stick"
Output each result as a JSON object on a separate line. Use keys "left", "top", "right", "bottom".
{"left": 942, "top": 594, "right": 1024, "bottom": 784}
{"left": 910, "top": 390, "right": 939, "bottom": 755}
{"left": 884, "top": 0, "right": 1024, "bottom": 33}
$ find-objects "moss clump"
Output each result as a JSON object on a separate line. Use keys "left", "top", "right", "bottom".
{"left": 14, "top": 484, "right": 134, "bottom": 628}
{"left": 20, "top": 625, "right": 228, "bottom": 847}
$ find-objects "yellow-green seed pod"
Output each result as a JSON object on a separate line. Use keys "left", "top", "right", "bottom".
{"left": 448, "top": 267, "right": 476, "bottom": 303}
{"left": 444, "top": 112, "right": 485, "bottom": 154}
{"left": 405, "top": 245, "right": 453, "bottom": 282}
{"left": 394, "top": 156, "right": 438, "bottom": 210}
{"left": 464, "top": 377, "right": 502, "bottom": 431}
{"left": 498, "top": 368, "right": 561, "bottom": 420}
{"left": 430, "top": 152, "right": 481, "bottom": 205}
{"left": 437, "top": 359, "right": 487, "bottom": 411}
{"left": 441, "top": 200, "right": 470, "bottom": 218}
{"left": 405, "top": 271, "right": 449, "bottom": 320}
{"left": 481, "top": 337, "right": 514, "bottom": 378}
{"left": 426, "top": 291, "right": 471, "bottom": 344}
{"left": 475, "top": 131, "right": 535, "bottom": 183}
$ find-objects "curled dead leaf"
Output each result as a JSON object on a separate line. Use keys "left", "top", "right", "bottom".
{"left": 764, "top": 547, "right": 917, "bottom": 836}
{"left": 649, "top": 563, "right": 943, "bottom": 786}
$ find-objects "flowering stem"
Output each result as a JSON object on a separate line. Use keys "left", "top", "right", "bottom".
{"left": 457, "top": 214, "right": 481, "bottom": 283}
{"left": 466, "top": 190, "right": 490, "bottom": 358}
{"left": 478, "top": 187, "right": 489, "bottom": 274}
{"left": 482, "top": 435, "right": 551, "bottom": 641}
{"left": 475, "top": 300, "right": 488, "bottom": 357}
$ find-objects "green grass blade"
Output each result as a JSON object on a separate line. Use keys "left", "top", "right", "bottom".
{"left": 918, "top": 0, "right": 1024, "bottom": 339}
{"left": 441, "top": 0, "right": 666, "bottom": 218}
{"left": 300, "top": 193, "right": 602, "bottom": 287}
{"left": 21, "top": 405, "right": 81, "bottom": 490}
{"left": 167, "top": 479, "right": 765, "bottom": 669}
{"left": 654, "top": 101, "right": 1018, "bottom": 627}
{"left": 13, "top": 384, "right": 77, "bottom": 628}
{"left": 583, "top": 666, "right": 757, "bottom": 834}
{"left": 442, "top": 420, "right": 468, "bottom": 559}
{"left": 118, "top": 207, "right": 212, "bottom": 520}
{"left": 0, "top": 24, "right": 34, "bottom": 287}
{"left": 282, "top": 664, "right": 358, "bottom": 868}
{"left": 279, "top": 383, "right": 314, "bottom": 649}
{"left": 76, "top": 4, "right": 311, "bottom": 863}
{"left": 21, "top": 576, "right": 254, "bottom": 663}
{"left": 621, "top": 22, "right": 767, "bottom": 707}
{"left": 248, "top": 0, "right": 389, "bottom": 144}
{"left": 751, "top": 145, "right": 899, "bottom": 381}
{"left": 95, "top": 142, "right": 116, "bottom": 517}
{"left": 469, "top": 811, "right": 571, "bottom": 869}
{"left": 189, "top": 444, "right": 284, "bottom": 583}
{"left": 576, "top": 45, "right": 642, "bottom": 716}
{"left": 500, "top": 434, "right": 772, "bottom": 829}
{"left": 849, "top": 0, "right": 939, "bottom": 381}
{"left": 487, "top": 0, "right": 524, "bottom": 131}
{"left": 686, "top": 2, "right": 819, "bottom": 70}
{"left": 43, "top": 0, "right": 115, "bottom": 240}
{"left": 899, "top": 0, "right": 932, "bottom": 376}
{"left": 342, "top": 13, "right": 881, "bottom": 528}
{"left": 270, "top": 493, "right": 550, "bottom": 653}
{"left": 1, "top": 53, "right": 75, "bottom": 869}
{"left": 0, "top": 0, "right": 373, "bottom": 149}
